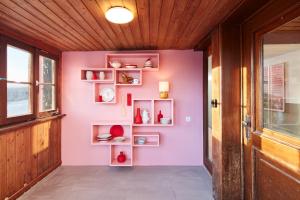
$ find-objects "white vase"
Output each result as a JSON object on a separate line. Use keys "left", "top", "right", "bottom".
{"left": 142, "top": 109, "right": 150, "bottom": 124}
{"left": 99, "top": 72, "right": 105, "bottom": 80}
{"left": 86, "top": 71, "right": 93, "bottom": 80}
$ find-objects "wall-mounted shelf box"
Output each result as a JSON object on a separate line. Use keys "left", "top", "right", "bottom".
{"left": 133, "top": 132, "right": 160, "bottom": 147}
{"left": 93, "top": 83, "right": 117, "bottom": 104}
{"left": 115, "top": 68, "right": 143, "bottom": 86}
{"left": 132, "top": 99, "right": 174, "bottom": 126}
{"left": 105, "top": 53, "right": 159, "bottom": 71}
{"left": 81, "top": 68, "right": 114, "bottom": 83}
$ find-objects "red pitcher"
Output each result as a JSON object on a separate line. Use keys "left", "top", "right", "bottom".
{"left": 117, "top": 151, "right": 126, "bottom": 163}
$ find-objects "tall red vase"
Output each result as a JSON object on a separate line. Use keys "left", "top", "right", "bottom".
{"left": 157, "top": 110, "right": 163, "bottom": 123}
{"left": 135, "top": 108, "right": 142, "bottom": 124}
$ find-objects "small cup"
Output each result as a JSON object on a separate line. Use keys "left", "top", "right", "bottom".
{"left": 133, "top": 78, "right": 139, "bottom": 84}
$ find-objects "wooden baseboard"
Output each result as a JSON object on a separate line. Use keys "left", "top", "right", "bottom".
{"left": 7, "top": 161, "right": 62, "bottom": 200}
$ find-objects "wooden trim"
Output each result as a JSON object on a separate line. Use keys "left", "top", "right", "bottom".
{"left": 203, "top": 45, "right": 212, "bottom": 174}
{"left": 0, "top": 114, "right": 65, "bottom": 134}
{"left": 8, "top": 161, "right": 62, "bottom": 200}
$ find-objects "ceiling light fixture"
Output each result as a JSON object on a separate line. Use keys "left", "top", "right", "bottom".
{"left": 105, "top": 7, "right": 134, "bottom": 24}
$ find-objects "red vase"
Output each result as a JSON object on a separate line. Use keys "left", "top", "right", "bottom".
{"left": 92, "top": 71, "right": 97, "bottom": 80}
{"left": 135, "top": 108, "right": 142, "bottom": 124}
{"left": 157, "top": 110, "right": 163, "bottom": 123}
{"left": 117, "top": 151, "right": 126, "bottom": 163}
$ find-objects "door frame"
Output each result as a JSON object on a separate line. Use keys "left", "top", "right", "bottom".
{"left": 203, "top": 42, "right": 213, "bottom": 174}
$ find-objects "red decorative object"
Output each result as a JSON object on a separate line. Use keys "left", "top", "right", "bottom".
{"left": 117, "top": 151, "right": 126, "bottom": 163}
{"left": 98, "top": 95, "right": 103, "bottom": 102}
{"left": 157, "top": 110, "right": 163, "bottom": 123}
{"left": 92, "top": 71, "right": 97, "bottom": 80}
{"left": 127, "top": 93, "right": 132, "bottom": 106}
{"left": 135, "top": 108, "right": 142, "bottom": 124}
{"left": 110, "top": 125, "right": 124, "bottom": 138}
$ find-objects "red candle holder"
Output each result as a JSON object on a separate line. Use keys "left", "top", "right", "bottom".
{"left": 98, "top": 95, "right": 103, "bottom": 102}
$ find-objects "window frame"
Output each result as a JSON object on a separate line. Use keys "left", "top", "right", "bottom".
{"left": 0, "top": 36, "right": 36, "bottom": 125}
{"left": 0, "top": 36, "right": 60, "bottom": 126}
{"left": 37, "top": 51, "right": 59, "bottom": 118}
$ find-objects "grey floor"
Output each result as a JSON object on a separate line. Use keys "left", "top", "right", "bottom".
{"left": 18, "top": 166, "right": 212, "bottom": 200}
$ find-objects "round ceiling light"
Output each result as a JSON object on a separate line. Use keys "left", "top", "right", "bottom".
{"left": 105, "top": 7, "right": 134, "bottom": 24}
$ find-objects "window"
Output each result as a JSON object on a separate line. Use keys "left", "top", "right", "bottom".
{"left": 39, "top": 56, "right": 56, "bottom": 113}
{"left": 7, "top": 45, "right": 33, "bottom": 118}
{"left": 0, "top": 36, "right": 59, "bottom": 126}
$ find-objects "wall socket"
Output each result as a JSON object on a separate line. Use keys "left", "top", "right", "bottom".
{"left": 185, "top": 116, "right": 191, "bottom": 122}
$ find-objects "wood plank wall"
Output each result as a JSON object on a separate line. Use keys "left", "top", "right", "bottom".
{"left": 0, "top": 118, "right": 61, "bottom": 200}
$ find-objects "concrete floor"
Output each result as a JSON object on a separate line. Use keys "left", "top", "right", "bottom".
{"left": 18, "top": 166, "right": 212, "bottom": 200}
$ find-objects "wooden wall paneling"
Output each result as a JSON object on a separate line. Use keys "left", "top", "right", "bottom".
{"left": 15, "top": 129, "right": 26, "bottom": 190}
{"left": 220, "top": 22, "right": 242, "bottom": 200}
{"left": 31, "top": 124, "right": 39, "bottom": 180}
{"left": 6, "top": 132, "right": 16, "bottom": 196}
{"left": 57, "top": 119, "right": 62, "bottom": 163}
{"left": 0, "top": 134, "right": 7, "bottom": 200}
{"left": 37, "top": 122, "right": 49, "bottom": 175}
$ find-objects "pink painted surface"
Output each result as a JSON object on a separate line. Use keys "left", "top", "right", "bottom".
{"left": 61, "top": 50, "right": 203, "bottom": 166}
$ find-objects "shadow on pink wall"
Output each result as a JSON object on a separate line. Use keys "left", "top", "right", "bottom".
{"left": 61, "top": 50, "right": 203, "bottom": 166}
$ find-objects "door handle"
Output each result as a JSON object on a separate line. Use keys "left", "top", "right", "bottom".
{"left": 242, "top": 115, "right": 251, "bottom": 140}
{"left": 211, "top": 99, "right": 219, "bottom": 108}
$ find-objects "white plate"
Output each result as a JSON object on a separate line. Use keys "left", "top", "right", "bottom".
{"left": 113, "top": 136, "right": 126, "bottom": 142}
{"left": 125, "top": 65, "right": 137, "bottom": 68}
{"left": 97, "top": 133, "right": 112, "bottom": 139}
{"left": 100, "top": 87, "right": 115, "bottom": 102}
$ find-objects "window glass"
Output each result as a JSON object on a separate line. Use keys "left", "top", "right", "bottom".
{"left": 263, "top": 17, "right": 300, "bottom": 138}
{"left": 7, "top": 45, "right": 31, "bottom": 82}
{"left": 39, "top": 56, "right": 56, "bottom": 112}
{"left": 7, "top": 45, "right": 33, "bottom": 117}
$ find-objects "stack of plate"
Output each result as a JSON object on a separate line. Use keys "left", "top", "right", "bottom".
{"left": 97, "top": 133, "right": 112, "bottom": 141}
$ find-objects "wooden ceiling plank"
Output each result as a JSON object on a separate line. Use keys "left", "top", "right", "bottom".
{"left": 136, "top": 0, "right": 150, "bottom": 48}
{"left": 22, "top": 0, "right": 97, "bottom": 50}
{"left": 175, "top": 0, "right": 213, "bottom": 48}
{"left": 149, "top": 0, "right": 162, "bottom": 49}
{"left": 109, "top": 0, "right": 137, "bottom": 49}
{"left": 40, "top": 0, "right": 101, "bottom": 50}
{"left": 123, "top": 0, "right": 144, "bottom": 49}
{"left": 67, "top": 0, "right": 116, "bottom": 50}
{"left": 163, "top": 0, "right": 190, "bottom": 49}
{"left": 0, "top": 14, "right": 70, "bottom": 51}
{"left": 171, "top": 0, "right": 202, "bottom": 49}
{"left": 182, "top": 0, "right": 242, "bottom": 48}
{"left": 54, "top": 0, "right": 109, "bottom": 50}
{"left": 81, "top": 0, "right": 124, "bottom": 49}
{"left": 0, "top": 3, "right": 76, "bottom": 50}
{"left": 157, "top": 0, "right": 175, "bottom": 48}
{"left": 95, "top": 0, "right": 131, "bottom": 49}
{"left": 14, "top": 0, "right": 91, "bottom": 50}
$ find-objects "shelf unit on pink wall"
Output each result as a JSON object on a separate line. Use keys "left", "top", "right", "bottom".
{"left": 132, "top": 99, "right": 174, "bottom": 127}
{"left": 105, "top": 53, "right": 159, "bottom": 71}
{"left": 80, "top": 68, "right": 115, "bottom": 83}
{"left": 133, "top": 132, "right": 160, "bottom": 147}
{"left": 115, "top": 68, "right": 143, "bottom": 86}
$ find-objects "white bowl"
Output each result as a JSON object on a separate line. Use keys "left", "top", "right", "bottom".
{"left": 160, "top": 118, "right": 171, "bottom": 125}
{"left": 110, "top": 61, "right": 122, "bottom": 68}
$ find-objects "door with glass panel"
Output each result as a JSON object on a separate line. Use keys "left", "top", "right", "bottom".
{"left": 242, "top": 14, "right": 300, "bottom": 200}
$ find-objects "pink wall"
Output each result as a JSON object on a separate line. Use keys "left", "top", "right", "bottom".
{"left": 61, "top": 50, "right": 203, "bottom": 166}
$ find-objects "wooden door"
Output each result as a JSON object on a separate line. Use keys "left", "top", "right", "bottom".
{"left": 242, "top": 2, "right": 300, "bottom": 200}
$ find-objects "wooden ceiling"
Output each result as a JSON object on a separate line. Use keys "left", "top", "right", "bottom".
{"left": 0, "top": 0, "right": 243, "bottom": 51}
